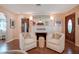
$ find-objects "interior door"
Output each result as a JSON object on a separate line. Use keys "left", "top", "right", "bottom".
{"left": 65, "top": 13, "right": 75, "bottom": 44}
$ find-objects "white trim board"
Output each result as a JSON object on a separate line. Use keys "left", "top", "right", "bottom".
{"left": 5, "top": 39, "right": 16, "bottom": 43}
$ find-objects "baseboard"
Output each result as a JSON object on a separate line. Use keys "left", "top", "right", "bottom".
{"left": 6, "top": 39, "right": 16, "bottom": 43}
{"left": 75, "top": 43, "right": 79, "bottom": 47}
{"left": 66, "top": 39, "right": 75, "bottom": 45}
{"left": 6, "top": 50, "right": 27, "bottom": 54}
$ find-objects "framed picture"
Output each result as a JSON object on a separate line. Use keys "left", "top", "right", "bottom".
{"left": 10, "top": 19, "right": 15, "bottom": 29}
{"left": 78, "top": 18, "right": 79, "bottom": 25}
{"left": 56, "top": 20, "right": 61, "bottom": 24}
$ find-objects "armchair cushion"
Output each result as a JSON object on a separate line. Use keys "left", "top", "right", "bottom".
{"left": 22, "top": 33, "right": 32, "bottom": 39}
{"left": 47, "top": 39, "right": 59, "bottom": 45}
{"left": 25, "top": 39, "right": 36, "bottom": 44}
{"left": 52, "top": 32, "right": 62, "bottom": 39}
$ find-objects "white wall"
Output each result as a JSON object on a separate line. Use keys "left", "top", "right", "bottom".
{"left": 54, "top": 16, "right": 62, "bottom": 32}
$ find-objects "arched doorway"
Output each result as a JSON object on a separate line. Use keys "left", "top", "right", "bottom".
{"left": 0, "top": 12, "right": 7, "bottom": 40}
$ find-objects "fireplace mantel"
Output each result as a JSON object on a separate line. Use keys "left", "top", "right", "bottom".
{"left": 35, "top": 33, "right": 47, "bottom": 40}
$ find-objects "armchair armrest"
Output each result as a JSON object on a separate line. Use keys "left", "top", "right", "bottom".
{"left": 46, "top": 33, "right": 52, "bottom": 40}
{"left": 58, "top": 33, "right": 65, "bottom": 46}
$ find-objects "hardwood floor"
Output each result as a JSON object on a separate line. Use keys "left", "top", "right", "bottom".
{"left": 27, "top": 41, "right": 79, "bottom": 54}
{"left": 0, "top": 39, "right": 20, "bottom": 54}
{"left": 0, "top": 39, "right": 79, "bottom": 54}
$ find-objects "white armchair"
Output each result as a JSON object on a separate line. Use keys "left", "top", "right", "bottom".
{"left": 46, "top": 32, "right": 65, "bottom": 53}
{"left": 19, "top": 33, "right": 37, "bottom": 51}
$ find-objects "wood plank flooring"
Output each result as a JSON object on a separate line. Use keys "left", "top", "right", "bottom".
{"left": 27, "top": 41, "right": 79, "bottom": 54}
{"left": 0, "top": 39, "right": 79, "bottom": 54}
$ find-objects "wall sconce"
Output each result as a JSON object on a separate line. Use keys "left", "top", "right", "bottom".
{"left": 29, "top": 16, "right": 36, "bottom": 25}
{"left": 50, "top": 16, "right": 54, "bottom": 20}
{"left": 29, "top": 16, "right": 33, "bottom": 20}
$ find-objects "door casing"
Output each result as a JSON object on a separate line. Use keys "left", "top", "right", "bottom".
{"left": 65, "top": 13, "right": 75, "bottom": 44}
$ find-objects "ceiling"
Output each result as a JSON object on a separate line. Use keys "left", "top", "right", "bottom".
{"left": 0, "top": 4, "right": 78, "bottom": 15}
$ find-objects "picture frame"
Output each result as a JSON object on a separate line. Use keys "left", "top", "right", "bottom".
{"left": 56, "top": 20, "right": 61, "bottom": 24}
{"left": 10, "top": 19, "right": 15, "bottom": 29}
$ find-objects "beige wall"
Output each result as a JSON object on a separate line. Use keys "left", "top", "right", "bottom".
{"left": 0, "top": 6, "right": 31, "bottom": 42}
{"left": 0, "top": 6, "right": 18, "bottom": 42}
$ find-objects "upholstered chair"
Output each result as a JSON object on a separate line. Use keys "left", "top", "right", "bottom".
{"left": 46, "top": 32, "right": 65, "bottom": 53}
{"left": 19, "top": 33, "right": 37, "bottom": 51}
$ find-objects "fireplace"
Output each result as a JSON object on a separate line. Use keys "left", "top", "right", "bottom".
{"left": 35, "top": 33, "right": 47, "bottom": 40}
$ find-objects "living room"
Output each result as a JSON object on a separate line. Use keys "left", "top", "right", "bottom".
{"left": 0, "top": 4, "right": 79, "bottom": 54}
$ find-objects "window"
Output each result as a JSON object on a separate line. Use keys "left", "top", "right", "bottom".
{"left": 68, "top": 19, "right": 72, "bottom": 33}
{"left": 0, "top": 13, "right": 6, "bottom": 32}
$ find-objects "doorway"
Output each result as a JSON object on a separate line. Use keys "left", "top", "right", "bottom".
{"left": 21, "top": 18, "right": 29, "bottom": 32}
{"left": 65, "top": 13, "right": 75, "bottom": 44}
